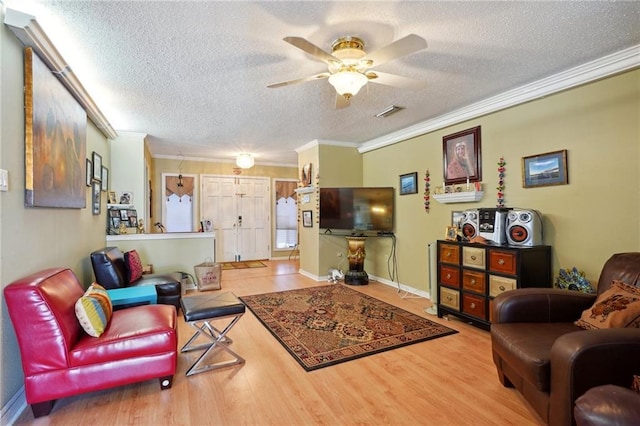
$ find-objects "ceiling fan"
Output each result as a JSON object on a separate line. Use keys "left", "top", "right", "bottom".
{"left": 268, "top": 34, "right": 428, "bottom": 108}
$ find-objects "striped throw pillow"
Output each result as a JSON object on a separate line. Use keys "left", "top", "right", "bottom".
{"left": 75, "top": 283, "right": 113, "bottom": 337}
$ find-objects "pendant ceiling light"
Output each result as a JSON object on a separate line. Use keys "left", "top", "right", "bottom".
{"left": 236, "top": 153, "right": 254, "bottom": 169}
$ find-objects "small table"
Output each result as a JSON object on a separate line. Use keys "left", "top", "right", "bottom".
{"left": 107, "top": 286, "right": 157, "bottom": 310}
{"left": 180, "top": 292, "right": 246, "bottom": 376}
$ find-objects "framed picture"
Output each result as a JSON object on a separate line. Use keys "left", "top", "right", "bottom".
{"left": 107, "top": 190, "right": 117, "bottom": 204}
{"left": 445, "top": 226, "right": 458, "bottom": 241}
{"left": 301, "top": 163, "right": 312, "bottom": 186}
{"left": 451, "top": 211, "right": 464, "bottom": 228}
{"left": 128, "top": 210, "right": 138, "bottom": 228}
{"left": 92, "top": 181, "right": 101, "bottom": 215}
{"left": 92, "top": 152, "right": 102, "bottom": 181}
{"left": 522, "top": 149, "right": 568, "bottom": 188}
{"left": 119, "top": 191, "right": 133, "bottom": 205}
{"left": 85, "top": 159, "right": 92, "bottom": 187}
{"left": 24, "top": 47, "right": 87, "bottom": 208}
{"left": 201, "top": 218, "right": 214, "bottom": 232}
{"left": 120, "top": 209, "right": 129, "bottom": 221}
{"left": 399, "top": 172, "right": 418, "bottom": 195}
{"left": 443, "top": 126, "right": 482, "bottom": 185}
{"left": 101, "top": 166, "right": 109, "bottom": 192}
{"left": 302, "top": 210, "right": 313, "bottom": 228}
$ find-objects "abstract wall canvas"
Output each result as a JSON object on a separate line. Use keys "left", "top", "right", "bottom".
{"left": 24, "top": 47, "right": 87, "bottom": 208}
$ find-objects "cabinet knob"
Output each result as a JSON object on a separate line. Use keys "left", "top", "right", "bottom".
{"left": 499, "top": 285, "right": 506, "bottom": 291}
{"left": 470, "top": 255, "right": 476, "bottom": 261}
{"left": 470, "top": 302, "right": 476, "bottom": 309}
{"left": 446, "top": 252, "right": 451, "bottom": 257}
{"left": 446, "top": 273, "right": 451, "bottom": 279}
{"left": 498, "top": 258, "right": 505, "bottom": 265}
{"left": 470, "top": 279, "right": 476, "bottom": 285}
{"left": 446, "top": 296, "right": 452, "bottom": 301}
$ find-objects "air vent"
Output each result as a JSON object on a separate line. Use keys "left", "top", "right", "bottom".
{"left": 375, "top": 105, "right": 405, "bottom": 118}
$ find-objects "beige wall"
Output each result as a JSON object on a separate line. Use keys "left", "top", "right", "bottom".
{"left": 1, "top": 16, "right": 111, "bottom": 408}
{"left": 362, "top": 69, "right": 640, "bottom": 292}
{"left": 297, "top": 146, "right": 320, "bottom": 274}
{"left": 150, "top": 157, "right": 298, "bottom": 258}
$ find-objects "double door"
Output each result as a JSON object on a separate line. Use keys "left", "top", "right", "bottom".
{"left": 201, "top": 175, "right": 270, "bottom": 262}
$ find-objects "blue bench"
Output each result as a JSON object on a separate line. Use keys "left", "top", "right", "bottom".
{"left": 108, "top": 286, "right": 157, "bottom": 310}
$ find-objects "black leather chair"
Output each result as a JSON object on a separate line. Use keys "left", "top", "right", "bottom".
{"left": 91, "top": 247, "right": 182, "bottom": 310}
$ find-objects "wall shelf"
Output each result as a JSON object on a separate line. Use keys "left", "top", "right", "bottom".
{"left": 294, "top": 186, "right": 315, "bottom": 194}
{"left": 433, "top": 191, "right": 484, "bottom": 204}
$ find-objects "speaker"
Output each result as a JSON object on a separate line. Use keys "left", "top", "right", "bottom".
{"left": 460, "top": 209, "right": 479, "bottom": 239}
{"left": 506, "top": 209, "right": 543, "bottom": 246}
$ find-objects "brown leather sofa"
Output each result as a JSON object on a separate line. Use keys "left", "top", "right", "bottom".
{"left": 491, "top": 252, "right": 640, "bottom": 426}
{"left": 574, "top": 384, "right": 640, "bottom": 425}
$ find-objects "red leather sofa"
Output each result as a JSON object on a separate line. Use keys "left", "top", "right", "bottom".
{"left": 3, "top": 268, "right": 178, "bottom": 417}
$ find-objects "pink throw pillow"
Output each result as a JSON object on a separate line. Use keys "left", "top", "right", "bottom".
{"left": 124, "top": 250, "right": 143, "bottom": 283}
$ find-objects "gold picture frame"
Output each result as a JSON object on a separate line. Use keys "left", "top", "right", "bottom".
{"left": 445, "top": 226, "right": 458, "bottom": 241}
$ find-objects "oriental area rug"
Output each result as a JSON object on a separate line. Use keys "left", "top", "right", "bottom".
{"left": 240, "top": 285, "right": 458, "bottom": 371}
{"left": 220, "top": 260, "right": 267, "bottom": 270}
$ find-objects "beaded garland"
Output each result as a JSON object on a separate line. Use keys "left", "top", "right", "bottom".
{"left": 424, "top": 170, "right": 430, "bottom": 213}
{"left": 497, "top": 157, "right": 506, "bottom": 208}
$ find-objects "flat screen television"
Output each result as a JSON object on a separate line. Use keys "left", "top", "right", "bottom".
{"left": 319, "top": 187, "right": 394, "bottom": 232}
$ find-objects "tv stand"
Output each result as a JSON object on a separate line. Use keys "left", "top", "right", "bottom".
{"left": 344, "top": 236, "right": 368, "bottom": 285}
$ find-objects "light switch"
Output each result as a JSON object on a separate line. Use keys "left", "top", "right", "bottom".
{"left": 302, "top": 194, "right": 310, "bottom": 204}
{"left": 0, "top": 169, "right": 7, "bottom": 192}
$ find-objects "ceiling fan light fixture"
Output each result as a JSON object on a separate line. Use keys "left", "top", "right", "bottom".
{"left": 328, "top": 71, "right": 368, "bottom": 97}
{"left": 236, "top": 153, "right": 255, "bottom": 169}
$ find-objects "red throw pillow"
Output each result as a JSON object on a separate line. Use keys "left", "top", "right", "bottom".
{"left": 124, "top": 250, "right": 143, "bottom": 283}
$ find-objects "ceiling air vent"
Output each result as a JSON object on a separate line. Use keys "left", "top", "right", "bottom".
{"left": 375, "top": 105, "right": 405, "bottom": 118}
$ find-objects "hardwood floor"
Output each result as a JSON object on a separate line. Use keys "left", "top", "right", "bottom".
{"left": 14, "top": 260, "right": 543, "bottom": 425}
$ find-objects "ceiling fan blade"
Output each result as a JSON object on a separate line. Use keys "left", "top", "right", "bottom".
{"left": 267, "top": 72, "right": 330, "bottom": 88}
{"left": 283, "top": 37, "right": 339, "bottom": 65}
{"left": 361, "top": 34, "right": 427, "bottom": 68}
{"left": 335, "top": 94, "right": 351, "bottom": 109}
{"left": 366, "top": 71, "right": 426, "bottom": 91}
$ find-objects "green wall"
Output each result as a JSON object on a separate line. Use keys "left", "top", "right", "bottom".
{"left": 362, "top": 69, "right": 640, "bottom": 292}
{"left": 1, "top": 15, "right": 111, "bottom": 410}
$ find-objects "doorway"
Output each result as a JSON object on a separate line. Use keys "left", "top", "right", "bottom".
{"left": 201, "top": 175, "right": 270, "bottom": 262}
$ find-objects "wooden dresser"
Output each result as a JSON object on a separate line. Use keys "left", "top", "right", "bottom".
{"left": 436, "top": 240, "right": 552, "bottom": 330}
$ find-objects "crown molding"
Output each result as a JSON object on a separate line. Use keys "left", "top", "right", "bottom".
{"left": 152, "top": 153, "right": 297, "bottom": 168}
{"left": 4, "top": 8, "right": 118, "bottom": 139}
{"left": 359, "top": 44, "right": 640, "bottom": 153}
{"left": 295, "top": 138, "right": 360, "bottom": 153}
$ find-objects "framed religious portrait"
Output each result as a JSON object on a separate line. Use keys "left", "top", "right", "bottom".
{"left": 443, "top": 126, "right": 482, "bottom": 185}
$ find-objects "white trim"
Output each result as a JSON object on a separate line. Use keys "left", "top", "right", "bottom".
{"left": 152, "top": 153, "right": 297, "bottom": 168}
{"left": 359, "top": 44, "right": 640, "bottom": 153}
{"left": 1, "top": 385, "right": 26, "bottom": 426}
{"left": 370, "top": 275, "right": 430, "bottom": 299}
{"left": 295, "top": 138, "right": 359, "bottom": 154}
{"left": 4, "top": 8, "right": 117, "bottom": 139}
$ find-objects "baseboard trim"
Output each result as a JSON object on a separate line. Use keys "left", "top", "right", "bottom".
{"left": 1, "top": 385, "right": 26, "bottom": 425}
{"left": 298, "top": 269, "right": 429, "bottom": 300}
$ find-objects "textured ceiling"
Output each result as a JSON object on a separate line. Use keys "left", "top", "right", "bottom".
{"left": 6, "top": 1, "right": 640, "bottom": 166}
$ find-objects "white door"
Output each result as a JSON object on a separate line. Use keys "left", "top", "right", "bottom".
{"left": 201, "top": 175, "right": 270, "bottom": 262}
